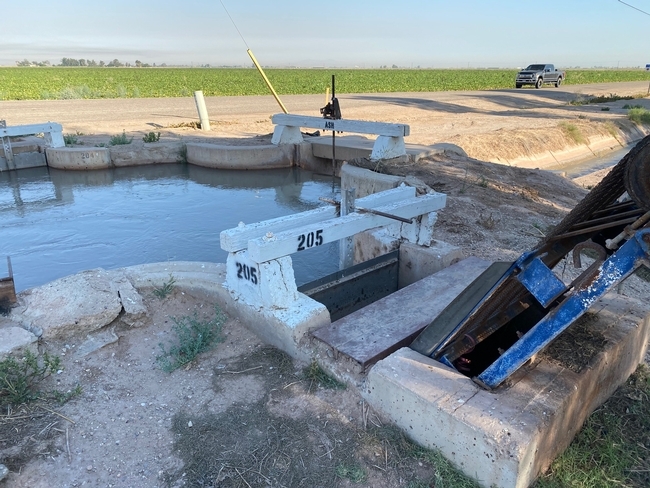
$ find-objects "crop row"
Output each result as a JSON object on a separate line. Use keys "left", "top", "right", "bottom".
{"left": 0, "top": 68, "right": 648, "bottom": 101}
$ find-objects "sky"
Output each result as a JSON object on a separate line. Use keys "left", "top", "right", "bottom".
{"left": 2, "top": 0, "right": 649, "bottom": 68}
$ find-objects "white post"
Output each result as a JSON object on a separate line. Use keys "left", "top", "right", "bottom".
{"left": 193, "top": 91, "right": 211, "bottom": 131}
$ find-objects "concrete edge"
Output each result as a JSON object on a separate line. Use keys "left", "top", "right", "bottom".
{"left": 186, "top": 142, "right": 295, "bottom": 169}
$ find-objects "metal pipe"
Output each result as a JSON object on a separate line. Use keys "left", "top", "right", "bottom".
{"left": 193, "top": 91, "right": 211, "bottom": 131}
{"left": 247, "top": 49, "right": 288, "bottom": 114}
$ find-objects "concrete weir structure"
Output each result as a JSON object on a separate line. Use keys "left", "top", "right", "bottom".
{"left": 2, "top": 122, "right": 650, "bottom": 487}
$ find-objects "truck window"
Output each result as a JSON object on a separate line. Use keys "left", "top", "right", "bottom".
{"left": 526, "top": 64, "right": 546, "bottom": 71}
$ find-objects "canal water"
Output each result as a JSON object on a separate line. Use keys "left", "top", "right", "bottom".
{"left": 0, "top": 165, "right": 340, "bottom": 292}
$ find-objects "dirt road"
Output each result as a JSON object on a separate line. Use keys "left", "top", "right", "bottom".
{"left": 1, "top": 81, "right": 648, "bottom": 159}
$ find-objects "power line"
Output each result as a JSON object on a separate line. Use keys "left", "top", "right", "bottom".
{"left": 618, "top": 0, "right": 650, "bottom": 17}
{"left": 220, "top": 0, "right": 250, "bottom": 49}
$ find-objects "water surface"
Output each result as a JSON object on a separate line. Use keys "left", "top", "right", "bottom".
{"left": 0, "top": 164, "right": 340, "bottom": 292}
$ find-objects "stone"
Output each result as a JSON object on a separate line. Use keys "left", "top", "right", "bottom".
{"left": 110, "top": 271, "right": 147, "bottom": 327}
{"left": 0, "top": 326, "right": 38, "bottom": 360}
{"left": 12, "top": 268, "right": 122, "bottom": 340}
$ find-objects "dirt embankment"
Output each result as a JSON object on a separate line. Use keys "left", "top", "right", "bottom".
{"left": 1, "top": 81, "right": 649, "bottom": 171}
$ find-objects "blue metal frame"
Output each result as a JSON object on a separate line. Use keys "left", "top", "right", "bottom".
{"left": 476, "top": 228, "right": 650, "bottom": 389}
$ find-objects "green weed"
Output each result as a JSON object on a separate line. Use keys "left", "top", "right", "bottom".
{"left": 156, "top": 306, "right": 226, "bottom": 372}
{"left": 622, "top": 104, "right": 644, "bottom": 109}
{"left": 153, "top": 274, "right": 176, "bottom": 299}
{"left": 628, "top": 107, "right": 650, "bottom": 125}
{"left": 569, "top": 93, "right": 635, "bottom": 105}
{"left": 109, "top": 130, "right": 133, "bottom": 146}
{"left": 52, "top": 384, "right": 83, "bottom": 405}
{"left": 142, "top": 131, "right": 160, "bottom": 143}
{"left": 366, "top": 425, "right": 481, "bottom": 488}
{"left": 302, "top": 361, "right": 346, "bottom": 391}
{"left": 559, "top": 122, "right": 587, "bottom": 144}
{"left": 177, "top": 144, "right": 188, "bottom": 164}
{"left": 0, "top": 350, "right": 61, "bottom": 407}
{"left": 335, "top": 463, "right": 367, "bottom": 483}
{"left": 535, "top": 365, "right": 650, "bottom": 488}
{"left": 63, "top": 133, "right": 78, "bottom": 145}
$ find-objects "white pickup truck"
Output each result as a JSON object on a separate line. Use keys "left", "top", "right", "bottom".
{"left": 515, "top": 64, "right": 566, "bottom": 89}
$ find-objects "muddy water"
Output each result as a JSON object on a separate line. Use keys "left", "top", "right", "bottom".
{"left": 0, "top": 165, "right": 340, "bottom": 292}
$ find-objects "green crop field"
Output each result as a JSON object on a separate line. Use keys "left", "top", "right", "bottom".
{"left": 0, "top": 67, "right": 648, "bottom": 101}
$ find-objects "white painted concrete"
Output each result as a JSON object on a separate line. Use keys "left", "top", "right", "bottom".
{"left": 247, "top": 193, "right": 446, "bottom": 263}
{"left": 271, "top": 113, "right": 410, "bottom": 160}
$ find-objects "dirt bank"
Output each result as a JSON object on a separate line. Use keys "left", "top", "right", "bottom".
{"left": 1, "top": 81, "right": 649, "bottom": 169}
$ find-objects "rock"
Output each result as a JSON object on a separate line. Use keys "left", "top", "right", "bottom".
{"left": 12, "top": 268, "right": 122, "bottom": 340}
{"left": 110, "top": 271, "right": 148, "bottom": 327}
{"left": 0, "top": 325, "right": 38, "bottom": 360}
{"left": 0, "top": 464, "right": 8, "bottom": 481}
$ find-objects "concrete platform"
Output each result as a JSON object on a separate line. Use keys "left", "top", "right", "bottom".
{"left": 363, "top": 294, "right": 650, "bottom": 488}
{"left": 312, "top": 257, "right": 490, "bottom": 369}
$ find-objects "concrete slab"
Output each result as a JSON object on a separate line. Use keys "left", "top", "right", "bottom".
{"left": 398, "top": 240, "right": 464, "bottom": 288}
{"left": 363, "top": 294, "right": 650, "bottom": 488}
{"left": 186, "top": 143, "right": 294, "bottom": 169}
{"left": 312, "top": 257, "right": 491, "bottom": 369}
{"left": 46, "top": 147, "right": 111, "bottom": 170}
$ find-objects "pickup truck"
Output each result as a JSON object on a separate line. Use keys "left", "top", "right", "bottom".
{"left": 515, "top": 64, "right": 566, "bottom": 89}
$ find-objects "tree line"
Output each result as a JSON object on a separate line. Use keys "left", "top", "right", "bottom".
{"left": 15, "top": 58, "right": 165, "bottom": 67}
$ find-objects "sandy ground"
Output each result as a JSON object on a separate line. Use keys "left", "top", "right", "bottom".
{"left": 1, "top": 81, "right": 649, "bottom": 166}
{"left": 2, "top": 83, "right": 650, "bottom": 487}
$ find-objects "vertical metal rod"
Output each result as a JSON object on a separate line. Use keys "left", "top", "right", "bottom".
{"left": 193, "top": 91, "right": 211, "bottom": 131}
{"left": 331, "top": 75, "right": 336, "bottom": 177}
{"left": 6, "top": 256, "right": 12, "bottom": 278}
{"left": 247, "top": 49, "right": 288, "bottom": 114}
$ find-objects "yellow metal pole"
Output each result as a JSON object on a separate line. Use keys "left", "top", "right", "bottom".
{"left": 247, "top": 49, "right": 288, "bottom": 114}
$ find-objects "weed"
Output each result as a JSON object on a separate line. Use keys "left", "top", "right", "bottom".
{"left": 475, "top": 175, "right": 489, "bottom": 188}
{"left": 167, "top": 121, "right": 201, "bottom": 129}
{"left": 603, "top": 121, "right": 620, "bottom": 140}
{"left": 177, "top": 144, "right": 188, "bottom": 164}
{"left": 156, "top": 306, "right": 226, "bottom": 372}
{"left": 569, "top": 93, "right": 635, "bottom": 105}
{"left": 335, "top": 463, "right": 367, "bottom": 483}
{"left": 95, "top": 143, "right": 107, "bottom": 147}
{"left": 0, "top": 350, "right": 61, "bottom": 407}
{"left": 601, "top": 106, "right": 610, "bottom": 111}
{"left": 478, "top": 212, "right": 499, "bottom": 229}
{"left": 559, "top": 122, "right": 587, "bottom": 145}
{"left": 52, "top": 385, "right": 83, "bottom": 404}
{"left": 153, "top": 274, "right": 176, "bottom": 299}
{"left": 302, "top": 361, "right": 346, "bottom": 391}
{"left": 535, "top": 365, "right": 650, "bottom": 488}
{"left": 623, "top": 104, "right": 644, "bottom": 110}
{"left": 142, "top": 131, "right": 160, "bottom": 143}
{"left": 628, "top": 107, "right": 650, "bottom": 125}
{"left": 63, "top": 133, "right": 78, "bottom": 145}
{"left": 109, "top": 130, "right": 133, "bottom": 146}
{"left": 365, "top": 425, "right": 481, "bottom": 488}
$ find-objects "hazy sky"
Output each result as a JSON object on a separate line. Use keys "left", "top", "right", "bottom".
{"left": 2, "top": 0, "right": 649, "bottom": 68}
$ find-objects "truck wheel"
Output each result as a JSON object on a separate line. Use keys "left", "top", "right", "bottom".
{"left": 535, "top": 77, "right": 543, "bottom": 89}
{"left": 516, "top": 84, "right": 522, "bottom": 89}
{"left": 555, "top": 77, "right": 562, "bottom": 87}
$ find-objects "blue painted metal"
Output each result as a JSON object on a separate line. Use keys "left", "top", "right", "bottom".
{"left": 477, "top": 228, "right": 650, "bottom": 389}
{"left": 430, "top": 252, "right": 534, "bottom": 358}
{"left": 516, "top": 257, "right": 567, "bottom": 308}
